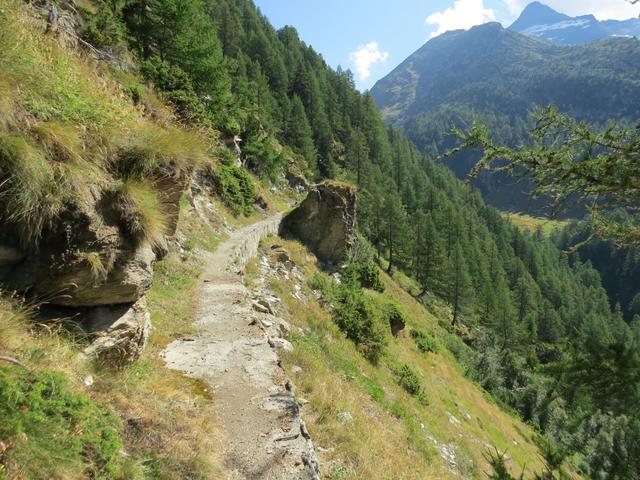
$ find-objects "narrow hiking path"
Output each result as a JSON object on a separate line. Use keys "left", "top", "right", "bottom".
{"left": 162, "top": 215, "right": 319, "bottom": 480}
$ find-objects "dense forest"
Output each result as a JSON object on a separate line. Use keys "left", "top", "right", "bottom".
{"left": 57, "top": 1, "right": 640, "bottom": 478}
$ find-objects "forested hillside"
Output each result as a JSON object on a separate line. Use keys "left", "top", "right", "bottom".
{"left": 371, "top": 21, "right": 640, "bottom": 213}
{"left": 1, "top": 0, "right": 639, "bottom": 478}
{"left": 556, "top": 218, "right": 640, "bottom": 322}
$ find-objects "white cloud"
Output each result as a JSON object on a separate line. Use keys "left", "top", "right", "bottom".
{"left": 426, "top": 0, "right": 496, "bottom": 38}
{"left": 348, "top": 41, "right": 390, "bottom": 81}
{"left": 504, "top": 0, "right": 639, "bottom": 21}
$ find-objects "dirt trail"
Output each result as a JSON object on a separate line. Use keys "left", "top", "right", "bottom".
{"left": 162, "top": 215, "right": 319, "bottom": 479}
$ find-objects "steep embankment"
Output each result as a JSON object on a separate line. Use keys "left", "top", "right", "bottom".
{"left": 162, "top": 215, "right": 320, "bottom": 479}
{"left": 247, "top": 235, "right": 549, "bottom": 479}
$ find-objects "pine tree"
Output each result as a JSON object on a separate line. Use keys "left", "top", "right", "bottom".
{"left": 286, "top": 95, "right": 317, "bottom": 171}
{"left": 449, "top": 242, "right": 473, "bottom": 326}
{"left": 415, "top": 213, "right": 445, "bottom": 296}
{"left": 383, "top": 192, "right": 409, "bottom": 274}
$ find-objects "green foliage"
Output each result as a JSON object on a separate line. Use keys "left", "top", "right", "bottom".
{"left": 79, "top": 0, "right": 128, "bottom": 49}
{"left": 52, "top": 2, "right": 640, "bottom": 478}
{"left": 0, "top": 366, "right": 123, "bottom": 479}
{"left": 310, "top": 271, "right": 387, "bottom": 364}
{"left": 455, "top": 107, "right": 640, "bottom": 244}
{"left": 214, "top": 163, "right": 256, "bottom": 216}
{"left": 391, "top": 362, "right": 427, "bottom": 404}
{"left": 410, "top": 329, "right": 438, "bottom": 354}
{"left": 357, "top": 261, "right": 385, "bottom": 292}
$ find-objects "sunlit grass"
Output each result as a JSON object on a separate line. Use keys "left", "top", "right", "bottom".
{"left": 502, "top": 212, "right": 568, "bottom": 236}
{"left": 257, "top": 236, "right": 548, "bottom": 479}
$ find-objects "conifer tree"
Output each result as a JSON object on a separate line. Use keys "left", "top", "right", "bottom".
{"left": 449, "top": 242, "right": 473, "bottom": 326}
{"left": 286, "top": 95, "right": 317, "bottom": 171}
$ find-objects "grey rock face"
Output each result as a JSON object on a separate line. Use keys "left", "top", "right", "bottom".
{"left": 280, "top": 182, "right": 357, "bottom": 265}
{"left": 83, "top": 297, "right": 152, "bottom": 365}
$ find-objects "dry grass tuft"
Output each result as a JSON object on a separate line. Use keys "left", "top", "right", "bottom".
{"left": 0, "top": 133, "right": 67, "bottom": 246}
{"left": 79, "top": 251, "right": 108, "bottom": 283}
{"left": 113, "top": 179, "right": 168, "bottom": 248}
{"left": 115, "top": 122, "right": 210, "bottom": 179}
{"left": 31, "top": 120, "right": 85, "bottom": 163}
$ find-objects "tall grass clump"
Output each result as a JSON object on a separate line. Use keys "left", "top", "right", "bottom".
{"left": 115, "top": 123, "right": 209, "bottom": 179}
{"left": 113, "top": 179, "right": 168, "bottom": 248}
{"left": 0, "top": 133, "right": 67, "bottom": 246}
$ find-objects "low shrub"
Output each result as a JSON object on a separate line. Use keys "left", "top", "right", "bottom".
{"left": 0, "top": 366, "right": 124, "bottom": 479}
{"left": 410, "top": 328, "right": 439, "bottom": 354}
{"left": 392, "top": 363, "right": 428, "bottom": 404}
{"left": 333, "top": 286, "right": 387, "bottom": 364}
{"left": 357, "top": 260, "right": 385, "bottom": 292}
{"left": 310, "top": 271, "right": 387, "bottom": 364}
{"left": 214, "top": 163, "right": 256, "bottom": 216}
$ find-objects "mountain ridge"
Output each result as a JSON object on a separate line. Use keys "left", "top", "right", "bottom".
{"left": 510, "top": 1, "right": 640, "bottom": 44}
{"left": 371, "top": 21, "right": 640, "bottom": 212}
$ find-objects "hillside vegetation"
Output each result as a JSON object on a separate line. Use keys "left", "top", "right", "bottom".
{"left": 250, "top": 235, "right": 551, "bottom": 479}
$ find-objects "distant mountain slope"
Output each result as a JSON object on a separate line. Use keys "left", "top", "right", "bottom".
{"left": 511, "top": 2, "right": 640, "bottom": 45}
{"left": 371, "top": 22, "right": 640, "bottom": 212}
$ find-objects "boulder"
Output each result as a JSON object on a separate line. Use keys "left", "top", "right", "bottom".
{"left": 4, "top": 184, "right": 157, "bottom": 307}
{"left": 280, "top": 182, "right": 357, "bottom": 264}
{"left": 83, "top": 297, "right": 152, "bottom": 365}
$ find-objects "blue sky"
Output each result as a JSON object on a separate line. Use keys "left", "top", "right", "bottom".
{"left": 253, "top": 0, "right": 640, "bottom": 90}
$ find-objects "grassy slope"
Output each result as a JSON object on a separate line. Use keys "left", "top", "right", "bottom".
{"left": 254, "top": 237, "right": 549, "bottom": 479}
{"left": 501, "top": 212, "right": 568, "bottom": 237}
{"left": 0, "top": 201, "right": 225, "bottom": 479}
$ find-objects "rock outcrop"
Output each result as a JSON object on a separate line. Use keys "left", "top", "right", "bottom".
{"left": 5, "top": 185, "right": 156, "bottom": 307}
{"left": 1, "top": 175, "right": 186, "bottom": 363}
{"left": 83, "top": 297, "right": 152, "bottom": 365}
{"left": 280, "top": 182, "right": 357, "bottom": 265}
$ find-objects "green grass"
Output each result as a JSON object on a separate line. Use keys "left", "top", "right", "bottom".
{"left": 0, "top": 366, "right": 124, "bottom": 479}
{"left": 0, "top": 196, "right": 232, "bottom": 479}
{"left": 0, "top": 0, "right": 218, "bottom": 248}
{"left": 113, "top": 179, "right": 168, "bottom": 248}
{"left": 502, "top": 212, "right": 568, "bottom": 236}
{"left": 0, "top": 133, "right": 66, "bottom": 245}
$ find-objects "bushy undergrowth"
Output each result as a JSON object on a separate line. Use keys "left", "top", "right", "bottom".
{"left": 410, "top": 328, "right": 439, "bottom": 354}
{"left": 310, "top": 263, "right": 389, "bottom": 364}
{"left": 391, "top": 362, "right": 428, "bottom": 404}
{"left": 0, "top": 366, "right": 124, "bottom": 479}
{"left": 214, "top": 163, "right": 256, "bottom": 216}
